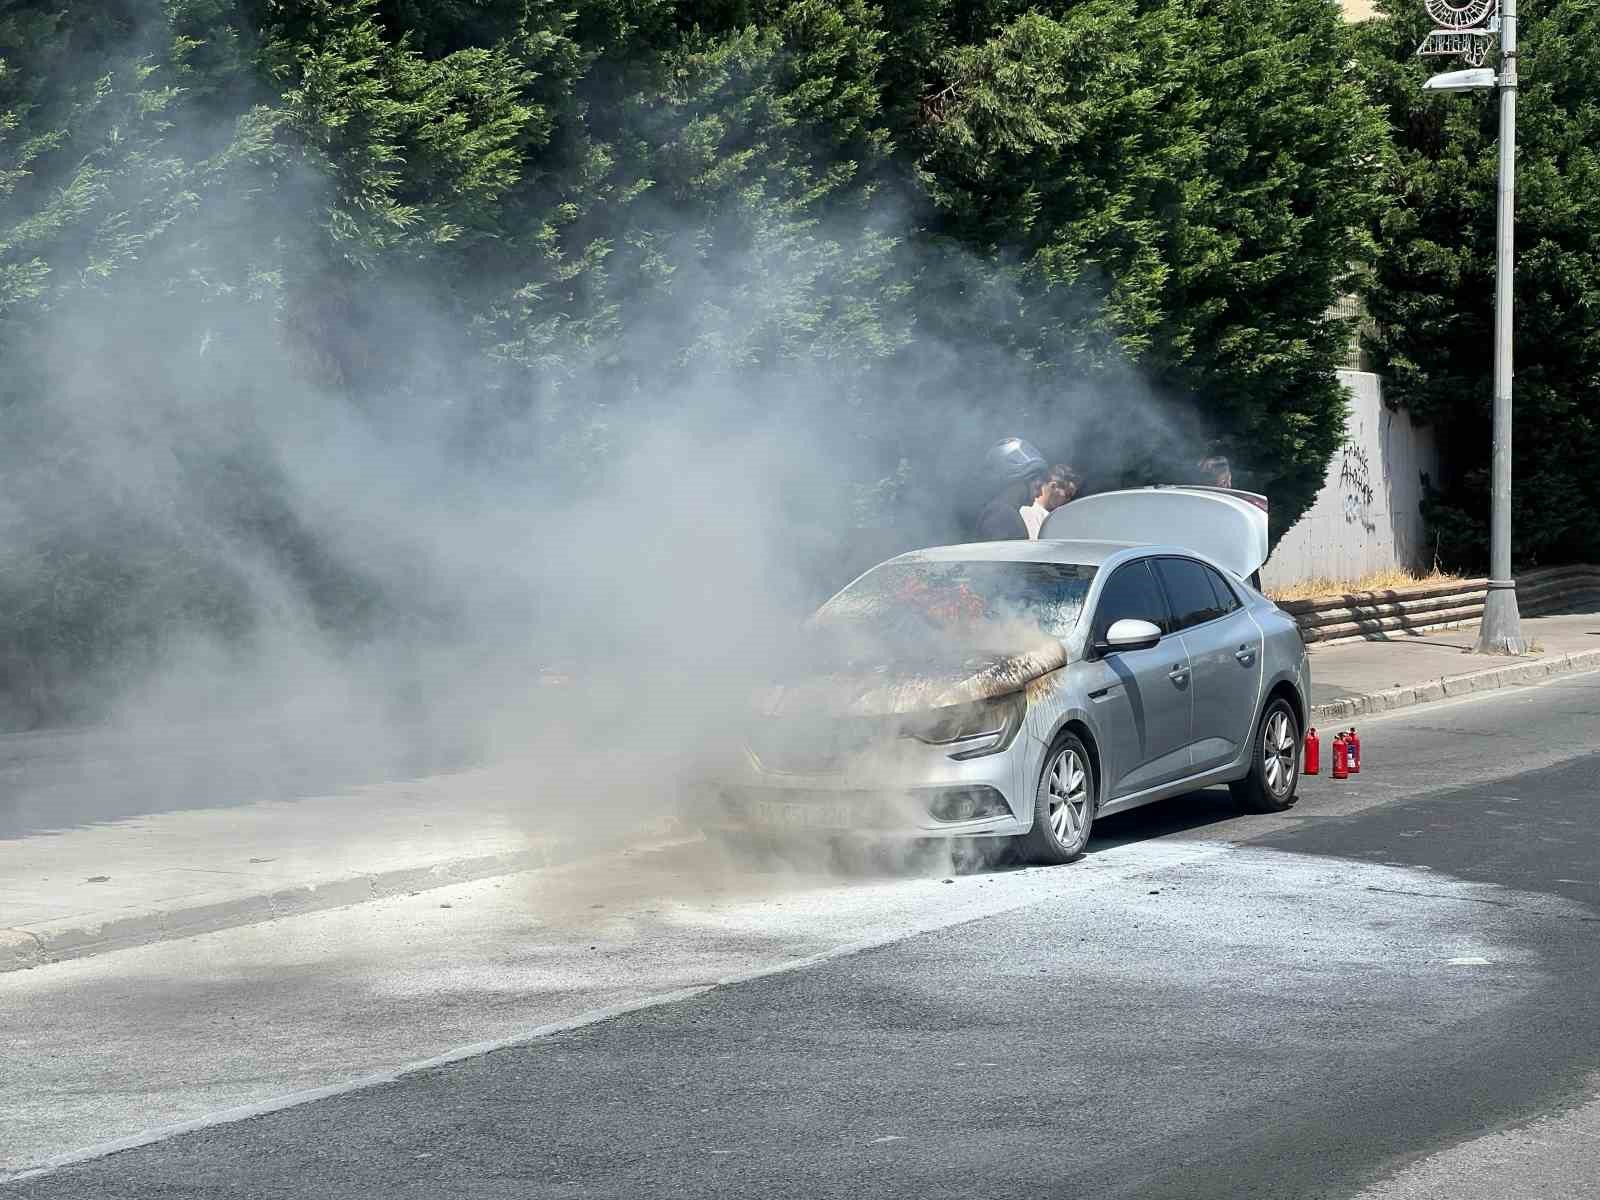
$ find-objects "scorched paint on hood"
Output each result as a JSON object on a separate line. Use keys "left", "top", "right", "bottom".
{"left": 758, "top": 634, "right": 1068, "bottom": 718}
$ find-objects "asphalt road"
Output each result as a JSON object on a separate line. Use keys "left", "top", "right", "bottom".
{"left": 6, "top": 672, "right": 1600, "bottom": 1198}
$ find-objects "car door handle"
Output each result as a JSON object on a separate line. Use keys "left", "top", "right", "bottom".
{"left": 1235, "top": 645, "right": 1257, "bottom": 664}
{"left": 1168, "top": 666, "right": 1189, "bottom": 684}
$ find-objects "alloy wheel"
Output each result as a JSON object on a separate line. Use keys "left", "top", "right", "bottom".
{"left": 1262, "top": 709, "right": 1297, "bottom": 797}
{"left": 1046, "top": 747, "right": 1090, "bottom": 849}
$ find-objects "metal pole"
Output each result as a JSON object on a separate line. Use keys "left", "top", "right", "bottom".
{"left": 1475, "top": 0, "right": 1527, "bottom": 653}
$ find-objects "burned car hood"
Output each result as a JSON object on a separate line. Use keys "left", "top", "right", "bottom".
{"left": 756, "top": 637, "right": 1068, "bottom": 718}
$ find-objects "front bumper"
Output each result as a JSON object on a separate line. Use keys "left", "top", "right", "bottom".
{"left": 707, "top": 733, "right": 1037, "bottom": 839}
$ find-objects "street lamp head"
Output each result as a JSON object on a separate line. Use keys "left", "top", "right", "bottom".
{"left": 1423, "top": 67, "right": 1497, "bottom": 91}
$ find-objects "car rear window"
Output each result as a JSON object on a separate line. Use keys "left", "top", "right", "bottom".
{"left": 816, "top": 561, "right": 1098, "bottom": 642}
{"left": 1204, "top": 563, "right": 1241, "bottom": 614}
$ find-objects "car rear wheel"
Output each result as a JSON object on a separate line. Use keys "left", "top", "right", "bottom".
{"left": 1229, "top": 696, "right": 1301, "bottom": 813}
{"left": 1021, "top": 731, "right": 1095, "bottom": 865}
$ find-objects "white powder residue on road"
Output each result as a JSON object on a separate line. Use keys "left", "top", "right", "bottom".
{"left": 2, "top": 835, "right": 1586, "bottom": 1178}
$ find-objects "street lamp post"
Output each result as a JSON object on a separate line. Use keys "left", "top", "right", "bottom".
{"left": 1481, "top": 0, "right": 1525, "bottom": 653}
{"left": 1418, "top": 0, "right": 1528, "bottom": 654}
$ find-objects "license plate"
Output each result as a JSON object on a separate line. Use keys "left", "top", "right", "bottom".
{"left": 749, "top": 799, "right": 863, "bottom": 830}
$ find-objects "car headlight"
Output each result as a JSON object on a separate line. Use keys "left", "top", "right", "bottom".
{"left": 901, "top": 693, "right": 1026, "bottom": 760}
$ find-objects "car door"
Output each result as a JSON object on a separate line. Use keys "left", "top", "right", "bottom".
{"left": 1084, "top": 559, "right": 1193, "bottom": 798}
{"left": 1152, "top": 557, "right": 1261, "bottom": 773}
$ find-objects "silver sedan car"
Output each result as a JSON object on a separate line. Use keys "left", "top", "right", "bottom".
{"left": 715, "top": 488, "right": 1311, "bottom": 864}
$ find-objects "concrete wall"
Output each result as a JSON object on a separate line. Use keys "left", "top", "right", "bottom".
{"left": 1261, "top": 370, "right": 1440, "bottom": 588}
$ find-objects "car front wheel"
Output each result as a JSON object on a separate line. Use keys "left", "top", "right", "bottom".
{"left": 1229, "top": 696, "right": 1301, "bottom": 813}
{"left": 1021, "top": 731, "right": 1095, "bottom": 865}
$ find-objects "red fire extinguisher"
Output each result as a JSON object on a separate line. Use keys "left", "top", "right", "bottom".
{"left": 1304, "top": 727, "right": 1320, "bottom": 775}
{"left": 1331, "top": 733, "right": 1349, "bottom": 780}
{"left": 1347, "top": 727, "right": 1361, "bottom": 773}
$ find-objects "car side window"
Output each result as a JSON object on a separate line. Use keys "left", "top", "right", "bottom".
{"left": 1092, "top": 561, "right": 1170, "bottom": 643}
{"left": 1154, "top": 557, "right": 1224, "bottom": 631}
{"left": 1203, "top": 564, "right": 1241, "bottom": 615}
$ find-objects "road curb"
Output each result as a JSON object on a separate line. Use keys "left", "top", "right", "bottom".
{"left": 1310, "top": 648, "right": 1600, "bottom": 724}
{"left": 1, "top": 827, "right": 687, "bottom": 974}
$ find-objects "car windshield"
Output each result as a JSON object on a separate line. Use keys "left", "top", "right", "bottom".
{"left": 813, "top": 560, "right": 1097, "bottom": 645}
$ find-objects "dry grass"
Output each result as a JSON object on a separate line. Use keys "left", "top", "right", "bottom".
{"left": 1266, "top": 566, "right": 1466, "bottom": 603}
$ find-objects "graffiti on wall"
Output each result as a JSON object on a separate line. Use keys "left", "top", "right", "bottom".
{"left": 1339, "top": 442, "right": 1377, "bottom": 532}
{"left": 1261, "top": 372, "right": 1440, "bottom": 589}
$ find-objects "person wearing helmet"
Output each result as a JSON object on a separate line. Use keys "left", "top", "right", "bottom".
{"left": 973, "top": 437, "right": 1047, "bottom": 541}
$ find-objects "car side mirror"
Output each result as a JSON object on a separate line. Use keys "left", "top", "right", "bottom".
{"left": 1097, "top": 618, "right": 1163, "bottom": 655}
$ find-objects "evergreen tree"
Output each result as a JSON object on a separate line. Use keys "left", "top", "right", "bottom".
{"left": 0, "top": 0, "right": 1404, "bottom": 720}
{"left": 883, "top": 0, "right": 1387, "bottom": 533}
{"left": 1357, "top": 0, "right": 1600, "bottom": 566}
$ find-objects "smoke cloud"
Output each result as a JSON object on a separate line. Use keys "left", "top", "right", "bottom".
{"left": 0, "top": 11, "right": 1213, "bottom": 854}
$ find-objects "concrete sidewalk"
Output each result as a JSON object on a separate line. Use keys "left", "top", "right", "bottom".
{"left": 4, "top": 606, "right": 1597, "bottom": 973}
{"left": 1307, "top": 607, "right": 1600, "bottom": 722}
{"left": 1, "top": 762, "right": 681, "bottom": 973}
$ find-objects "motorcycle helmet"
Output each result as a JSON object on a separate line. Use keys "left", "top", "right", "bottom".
{"left": 984, "top": 437, "right": 1047, "bottom": 483}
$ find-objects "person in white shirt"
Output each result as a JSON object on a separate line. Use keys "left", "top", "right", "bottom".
{"left": 1020, "top": 466, "right": 1079, "bottom": 538}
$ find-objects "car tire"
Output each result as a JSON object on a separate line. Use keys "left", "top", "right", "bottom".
{"left": 1020, "top": 730, "right": 1096, "bottom": 866}
{"left": 1229, "top": 696, "right": 1301, "bottom": 813}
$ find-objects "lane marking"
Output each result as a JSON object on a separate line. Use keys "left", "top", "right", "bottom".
{"left": 2, "top": 987, "right": 717, "bottom": 1184}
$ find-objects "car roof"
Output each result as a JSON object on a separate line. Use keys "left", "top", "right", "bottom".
{"left": 886, "top": 540, "right": 1141, "bottom": 568}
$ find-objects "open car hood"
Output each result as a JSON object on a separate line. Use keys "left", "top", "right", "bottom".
{"left": 1039, "top": 486, "right": 1269, "bottom": 579}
